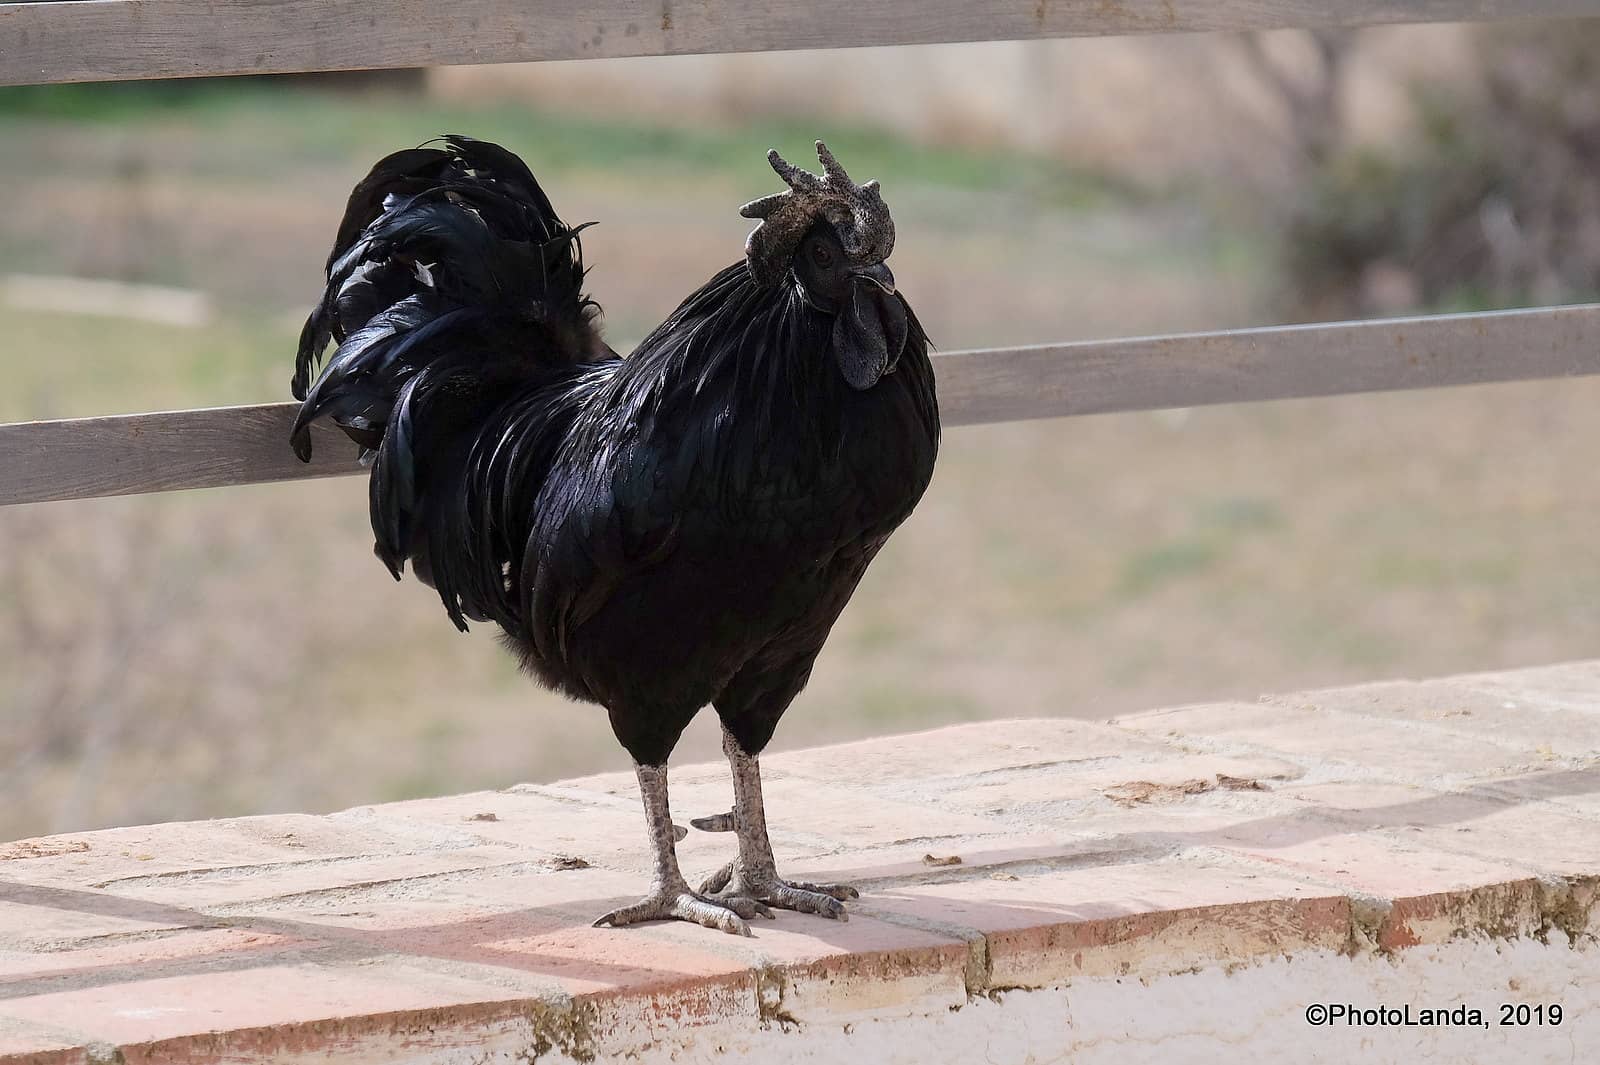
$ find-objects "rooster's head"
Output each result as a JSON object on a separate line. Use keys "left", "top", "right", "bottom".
{"left": 741, "top": 141, "right": 905, "bottom": 389}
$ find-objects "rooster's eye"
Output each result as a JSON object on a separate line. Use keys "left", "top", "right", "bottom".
{"left": 809, "top": 242, "right": 834, "bottom": 268}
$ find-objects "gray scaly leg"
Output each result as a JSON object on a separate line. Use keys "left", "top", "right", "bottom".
{"left": 695, "top": 728, "right": 859, "bottom": 919}
{"left": 593, "top": 762, "right": 772, "bottom": 935}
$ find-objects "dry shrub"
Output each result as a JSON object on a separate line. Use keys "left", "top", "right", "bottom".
{"left": 1280, "top": 21, "right": 1600, "bottom": 319}
{"left": 0, "top": 495, "right": 315, "bottom": 837}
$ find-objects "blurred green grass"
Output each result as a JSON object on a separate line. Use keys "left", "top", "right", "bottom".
{"left": 0, "top": 80, "right": 1126, "bottom": 208}
{"left": 3, "top": 309, "right": 292, "bottom": 421}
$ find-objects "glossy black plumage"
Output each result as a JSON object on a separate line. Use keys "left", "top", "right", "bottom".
{"left": 293, "top": 136, "right": 939, "bottom": 767}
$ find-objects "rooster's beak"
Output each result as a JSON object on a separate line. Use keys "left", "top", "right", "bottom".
{"left": 852, "top": 262, "right": 896, "bottom": 295}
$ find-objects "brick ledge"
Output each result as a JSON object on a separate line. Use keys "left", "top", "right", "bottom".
{"left": 3, "top": 662, "right": 1600, "bottom": 1062}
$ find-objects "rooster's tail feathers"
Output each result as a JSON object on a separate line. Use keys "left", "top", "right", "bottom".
{"left": 291, "top": 136, "right": 603, "bottom": 461}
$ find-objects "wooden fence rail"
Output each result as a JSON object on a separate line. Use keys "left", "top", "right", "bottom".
{"left": 3, "top": 0, "right": 1598, "bottom": 86}
{"left": 5, "top": 304, "right": 1598, "bottom": 506}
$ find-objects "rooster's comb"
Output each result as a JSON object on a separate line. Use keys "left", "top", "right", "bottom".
{"left": 740, "top": 141, "right": 895, "bottom": 288}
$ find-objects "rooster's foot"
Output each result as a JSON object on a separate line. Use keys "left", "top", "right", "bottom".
{"left": 593, "top": 884, "right": 772, "bottom": 936}
{"left": 699, "top": 862, "right": 859, "bottom": 920}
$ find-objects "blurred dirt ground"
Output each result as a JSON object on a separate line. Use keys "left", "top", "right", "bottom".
{"left": 4, "top": 43, "right": 1598, "bottom": 841}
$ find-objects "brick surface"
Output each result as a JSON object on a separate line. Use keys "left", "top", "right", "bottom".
{"left": 779, "top": 833, "right": 1092, "bottom": 883}
{"left": 0, "top": 927, "right": 302, "bottom": 986}
{"left": 1450, "top": 660, "right": 1600, "bottom": 712}
{"left": 1398, "top": 802, "right": 1600, "bottom": 878}
{"left": 1262, "top": 679, "right": 1600, "bottom": 759}
{"left": 3, "top": 662, "right": 1600, "bottom": 1063}
{"left": 1472, "top": 763, "right": 1600, "bottom": 818}
{"left": 936, "top": 752, "right": 1306, "bottom": 814}
{"left": 0, "top": 1023, "right": 85, "bottom": 1065}
{"left": 214, "top": 863, "right": 651, "bottom": 927}
{"left": 860, "top": 860, "right": 1351, "bottom": 988}
{"left": 1210, "top": 824, "right": 1537, "bottom": 899}
{"left": 763, "top": 718, "right": 1177, "bottom": 784}
{"left": 633, "top": 911, "right": 973, "bottom": 1023}
{"left": 0, "top": 897, "right": 193, "bottom": 952}
{"left": 1113, "top": 699, "right": 1550, "bottom": 782}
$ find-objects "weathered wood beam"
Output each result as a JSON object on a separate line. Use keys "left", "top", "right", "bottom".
{"left": 4, "top": 0, "right": 1598, "bottom": 87}
{"left": 5, "top": 304, "right": 1598, "bottom": 506}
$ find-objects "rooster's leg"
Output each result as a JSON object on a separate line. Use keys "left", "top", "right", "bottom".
{"left": 593, "top": 762, "right": 772, "bottom": 935}
{"left": 694, "top": 728, "right": 859, "bottom": 919}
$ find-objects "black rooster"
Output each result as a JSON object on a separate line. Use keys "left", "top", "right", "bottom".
{"left": 291, "top": 136, "right": 938, "bottom": 934}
